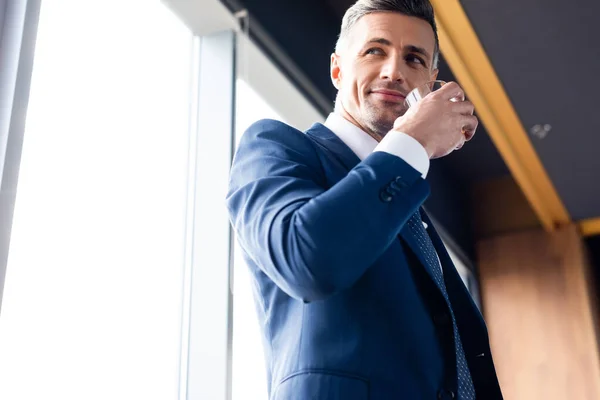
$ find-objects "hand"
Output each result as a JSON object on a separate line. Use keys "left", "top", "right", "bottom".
{"left": 391, "top": 82, "right": 478, "bottom": 159}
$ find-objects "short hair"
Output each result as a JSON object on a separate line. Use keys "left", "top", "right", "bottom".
{"left": 335, "top": 0, "right": 439, "bottom": 69}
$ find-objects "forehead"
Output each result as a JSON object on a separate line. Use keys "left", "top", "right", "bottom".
{"left": 349, "top": 12, "right": 436, "bottom": 52}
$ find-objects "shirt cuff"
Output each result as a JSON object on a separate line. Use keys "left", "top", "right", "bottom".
{"left": 374, "top": 131, "right": 430, "bottom": 178}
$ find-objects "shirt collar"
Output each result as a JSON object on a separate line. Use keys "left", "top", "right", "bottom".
{"left": 323, "top": 113, "right": 378, "bottom": 161}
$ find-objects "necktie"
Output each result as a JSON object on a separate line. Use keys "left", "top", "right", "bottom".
{"left": 407, "top": 212, "right": 476, "bottom": 400}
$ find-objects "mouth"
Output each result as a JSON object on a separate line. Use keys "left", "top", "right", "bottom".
{"left": 370, "top": 89, "right": 406, "bottom": 103}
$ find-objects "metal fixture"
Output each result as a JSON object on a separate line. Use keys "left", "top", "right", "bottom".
{"left": 530, "top": 124, "right": 552, "bottom": 139}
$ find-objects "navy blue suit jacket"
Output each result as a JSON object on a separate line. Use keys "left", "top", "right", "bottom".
{"left": 226, "top": 119, "right": 503, "bottom": 399}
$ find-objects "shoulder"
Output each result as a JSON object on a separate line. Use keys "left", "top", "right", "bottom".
{"left": 240, "top": 119, "right": 312, "bottom": 146}
{"left": 236, "top": 119, "right": 321, "bottom": 163}
{"left": 229, "top": 119, "right": 326, "bottom": 197}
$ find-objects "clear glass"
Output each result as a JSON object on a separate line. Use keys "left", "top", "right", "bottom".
{"left": 405, "top": 80, "right": 469, "bottom": 135}
{"left": 0, "top": 2, "right": 192, "bottom": 399}
{"left": 404, "top": 80, "right": 447, "bottom": 108}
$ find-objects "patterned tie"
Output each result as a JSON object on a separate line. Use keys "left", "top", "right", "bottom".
{"left": 407, "top": 212, "right": 476, "bottom": 400}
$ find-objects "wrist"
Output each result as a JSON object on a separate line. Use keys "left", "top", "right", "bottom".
{"left": 376, "top": 129, "right": 431, "bottom": 177}
{"left": 391, "top": 127, "right": 433, "bottom": 159}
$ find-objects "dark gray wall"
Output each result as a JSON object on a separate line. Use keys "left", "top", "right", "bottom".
{"left": 460, "top": 0, "right": 600, "bottom": 221}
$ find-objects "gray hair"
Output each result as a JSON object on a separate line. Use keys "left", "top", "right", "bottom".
{"left": 335, "top": 0, "right": 439, "bottom": 69}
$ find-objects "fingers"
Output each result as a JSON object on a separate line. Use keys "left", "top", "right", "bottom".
{"left": 460, "top": 114, "right": 478, "bottom": 141}
{"left": 448, "top": 92, "right": 476, "bottom": 141}
{"left": 451, "top": 99, "right": 475, "bottom": 116}
{"left": 455, "top": 134, "right": 466, "bottom": 150}
{"left": 437, "top": 81, "right": 465, "bottom": 102}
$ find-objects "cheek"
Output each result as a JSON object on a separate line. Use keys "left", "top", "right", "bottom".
{"left": 351, "top": 67, "right": 375, "bottom": 99}
{"left": 406, "top": 68, "right": 434, "bottom": 87}
{"left": 339, "top": 70, "right": 360, "bottom": 101}
{"left": 340, "top": 62, "right": 377, "bottom": 107}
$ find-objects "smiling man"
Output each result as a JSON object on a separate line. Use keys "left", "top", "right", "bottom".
{"left": 226, "top": 1, "right": 503, "bottom": 399}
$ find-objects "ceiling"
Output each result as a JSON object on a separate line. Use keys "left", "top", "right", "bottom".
{"left": 460, "top": 0, "right": 600, "bottom": 220}
{"left": 218, "top": 0, "right": 599, "bottom": 263}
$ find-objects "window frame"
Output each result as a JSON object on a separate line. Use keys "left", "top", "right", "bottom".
{"left": 0, "top": 0, "right": 42, "bottom": 311}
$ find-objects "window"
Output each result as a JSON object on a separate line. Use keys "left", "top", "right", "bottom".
{"left": 231, "top": 78, "right": 282, "bottom": 400}
{"left": 0, "top": 2, "right": 192, "bottom": 399}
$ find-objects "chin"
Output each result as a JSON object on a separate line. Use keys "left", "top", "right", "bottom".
{"left": 375, "top": 105, "right": 405, "bottom": 119}
{"left": 368, "top": 118, "right": 395, "bottom": 137}
{"left": 363, "top": 105, "right": 404, "bottom": 134}
{"left": 379, "top": 111, "right": 402, "bottom": 126}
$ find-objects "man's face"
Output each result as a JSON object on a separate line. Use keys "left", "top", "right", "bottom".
{"left": 331, "top": 12, "right": 438, "bottom": 138}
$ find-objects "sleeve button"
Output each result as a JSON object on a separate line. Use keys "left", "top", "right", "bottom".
{"left": 379, "top": 190, "right": 393, "bottom": 202}
{"left": 394, "top": 176, "right": 408, "bottom": 187}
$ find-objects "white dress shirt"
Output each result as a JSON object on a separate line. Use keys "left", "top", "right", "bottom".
{"left": 323, "top": 112, "right": 438, "bottom": 246}
{"left": 323, "top": 112, "right": 430, "bottom": 178}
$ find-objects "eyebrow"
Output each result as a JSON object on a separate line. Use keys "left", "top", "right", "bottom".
{"left": 406, "top": 44, "right": 431, "bottom": 60}
{"left": 365, "top": 38, "right": 431, "bottom": 60}
{"left": 366, "top": 37, "right": 393, "bottom": 46}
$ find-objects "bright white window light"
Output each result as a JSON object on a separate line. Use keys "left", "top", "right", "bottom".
{"left": 231, "top": 78, "right": 283, "bottom": 400}
{"left": 0, "top": 2, "right": 192, "bottom": 399}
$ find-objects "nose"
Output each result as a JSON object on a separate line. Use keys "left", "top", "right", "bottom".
{"left": 379, "top": 56, "right": 406, "bottom": 82}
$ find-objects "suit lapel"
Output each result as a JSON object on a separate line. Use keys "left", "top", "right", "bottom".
{"left": 422, "top": 210, "right": 488, "bottom": 329}
{"left": 305, "top": 123, "right": 361, "bottom": 171}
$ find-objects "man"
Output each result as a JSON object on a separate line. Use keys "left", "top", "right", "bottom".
{"left": 226, "top": 0, "right": 503, "bottom": 398}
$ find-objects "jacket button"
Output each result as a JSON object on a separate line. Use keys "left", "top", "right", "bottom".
{"left": 433, "top": 313, "right": 451, "bottom": 326}
{"left": 437, "top": 389, "right": 455, "bottom": 399}
{"left": 394, "top": 176, "right": 408, "bottom": 187}
{"left": 379, "top": 190, "right": 393, "bottom": 202}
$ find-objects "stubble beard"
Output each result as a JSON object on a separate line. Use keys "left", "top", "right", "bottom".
{"left": 362, "top": 101, "right": 405, "bottom": 140}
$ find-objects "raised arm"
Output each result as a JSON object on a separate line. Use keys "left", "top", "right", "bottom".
{"left": 226, "top": 120, "right": 430, "bottom": 302}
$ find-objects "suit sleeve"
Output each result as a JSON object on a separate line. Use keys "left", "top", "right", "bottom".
{"left": 226, "top": 120, "right": 430, "bottom": 302}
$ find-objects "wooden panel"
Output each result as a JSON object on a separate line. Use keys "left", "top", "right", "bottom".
{"left": 478, "top": 225, "right": 600, "bottom": 400}
{"left": 580, "top": 217, "right": 600, "bottom": 237}
{"left": 472, "top": 175, "right": 541, "bottom": 238}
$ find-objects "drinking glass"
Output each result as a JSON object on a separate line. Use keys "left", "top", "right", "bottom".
{"left": 404, "top": 80, "right": 469, "bottom": 135}
{"left": 404, "top": 80, "right": 447, "bottom": 108}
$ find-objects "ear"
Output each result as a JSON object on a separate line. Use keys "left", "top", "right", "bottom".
{"left": 430, "top": 68, "right": 439, "bottom": 82}
{"left": 330, "top": 53, "right": 342, "bottom": 90}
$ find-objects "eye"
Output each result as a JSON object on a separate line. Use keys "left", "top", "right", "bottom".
{"left": 406, "top": 54, "right": 427, "bottom": 67}
{"left": 365, "top": 47, "right": 385, "bottom": 56}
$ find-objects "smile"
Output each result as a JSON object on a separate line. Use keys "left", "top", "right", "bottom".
{"left": 370, "top": 90, "right": 406, "bottom": 103}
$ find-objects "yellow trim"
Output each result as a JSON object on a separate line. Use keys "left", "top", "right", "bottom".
{"left": 430, "top": 0, "right": 570, "bottom": 231}
{"left": 579, "top": 218, "right": 600, "bottom": 237}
